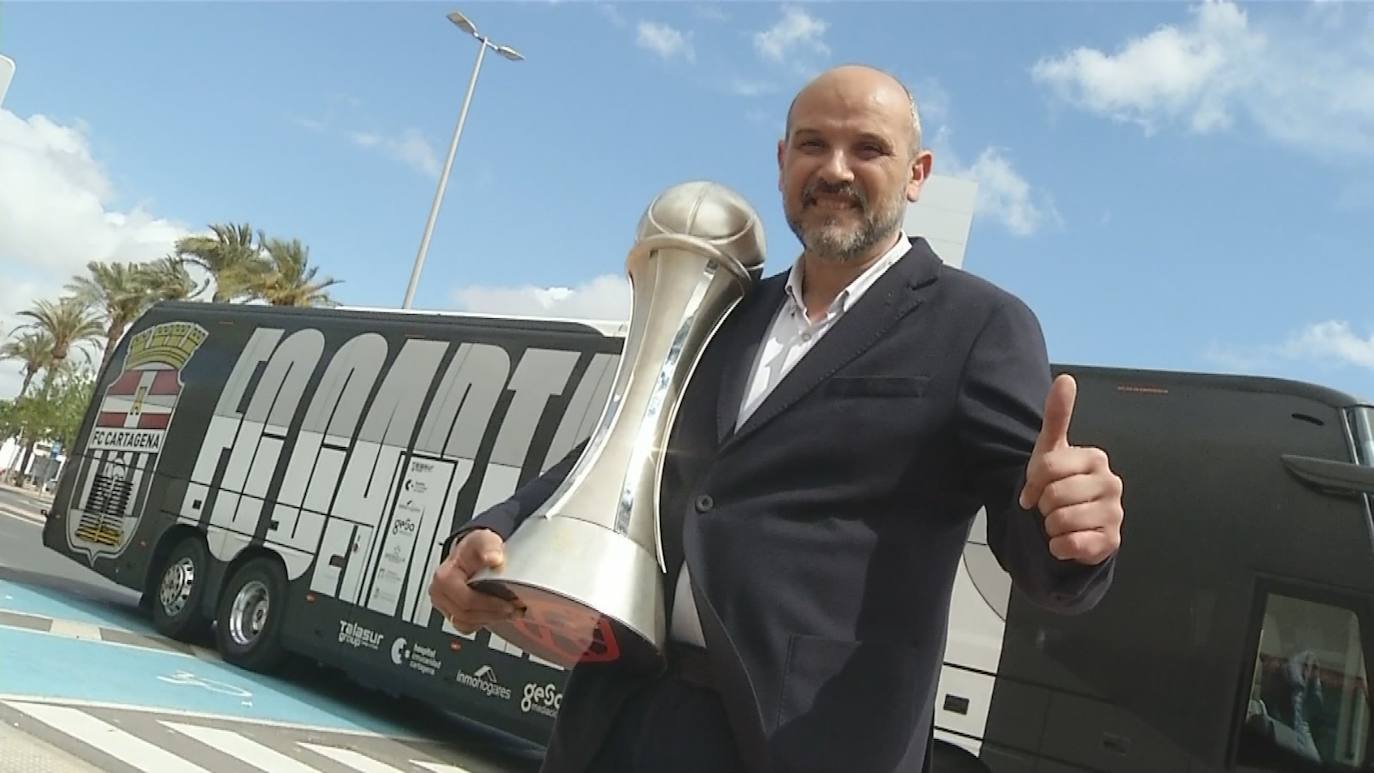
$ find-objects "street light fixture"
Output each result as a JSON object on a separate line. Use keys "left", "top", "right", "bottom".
{"left": 401, "top": 10, "right": 524, "bottom": 309}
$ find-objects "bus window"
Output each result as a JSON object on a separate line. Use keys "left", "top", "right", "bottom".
{"left": 1237, "top": 592, "right": 1371, "bottom": 771}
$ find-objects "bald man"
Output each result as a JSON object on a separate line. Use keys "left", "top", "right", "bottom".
{"left": 431, "top": 65, "right": 1123, "bottom": 773}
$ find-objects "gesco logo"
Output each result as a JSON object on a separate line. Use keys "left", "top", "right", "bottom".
{"left": 391, "top": 516, "right": 418, "bottom": 536}
{"left": 520, "top": 682, "right": 563, "bottom": 718}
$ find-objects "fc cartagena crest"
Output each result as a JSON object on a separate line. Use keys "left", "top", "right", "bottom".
{"left": 67, "top": 321, "right": 208, "bottom": 563}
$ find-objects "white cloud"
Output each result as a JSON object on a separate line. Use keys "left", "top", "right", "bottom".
{"left": 911, "top": 77, "right": 951, "bottom": 132}
{"left": 695, "top": 5, "right": 729, "bottom": 23}
{"left": 731, "top": 79, "right": 775, "bottom": 97}
{"left": 0, "top": 108, "right": 189, "bottom": 394}
{"left": 1283, "top": 321, "right": 1374, "bottom": 369}
{"left": 349, "top": 128, "right": 440, "bottom": 178}
{"left": 1032, "top": 1, "right": 1374, "bottom": 158}
{"left": 930, "top": 127, "right": 1058, "bottom": 237}
{"left": 1205, "top": 321, "right": 1374, "bottom": 381}
{"left": 636, "top": 21, "right": 694, "bottom": 63}
{"left": 452, "top": 274, "right": 631, "bottom": 321}
{"left": 597, "top": 3, "right": 629, "bottom": 29}
{"left": 754, "top": 7, "right": 829, "bottom": 67}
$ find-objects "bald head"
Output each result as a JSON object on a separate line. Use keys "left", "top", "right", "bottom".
{"left": 784, "top": 65, "right": 923, "bottom": 158}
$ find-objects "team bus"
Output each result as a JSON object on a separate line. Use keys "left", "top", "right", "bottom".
{"left": 42, "top": 300, "right": 1374, "bottom": 773}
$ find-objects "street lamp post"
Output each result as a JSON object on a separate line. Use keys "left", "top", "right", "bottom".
{"left": 402, "top": 11, "right": 523, "bottom": 310}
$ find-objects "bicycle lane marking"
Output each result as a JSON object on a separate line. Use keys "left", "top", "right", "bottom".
{"left": 0, "top": 624, "right": 418, "bottom": 737}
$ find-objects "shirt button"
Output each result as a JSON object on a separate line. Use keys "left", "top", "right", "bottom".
{"left": 695, "top": 494, "right": 714, "bottom": 513}
{"left": 801, "top": 332, "right": 812, "bottom": 342}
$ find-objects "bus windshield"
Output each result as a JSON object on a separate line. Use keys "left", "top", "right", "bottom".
{"left": 1350, "top": 406, "right": 1374, "bottom": 467}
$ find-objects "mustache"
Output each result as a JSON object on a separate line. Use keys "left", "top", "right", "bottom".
{"left": 803, "top": 180, "right": 867, "bottom": 209}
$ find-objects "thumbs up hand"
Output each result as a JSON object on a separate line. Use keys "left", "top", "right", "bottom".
{"left": 1018, "top": 374, "right": 1123, "bottom": 566}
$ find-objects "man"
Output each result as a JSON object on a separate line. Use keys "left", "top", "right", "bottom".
{"left": 430, "top": 64, "right": 1124, "bottom": 773}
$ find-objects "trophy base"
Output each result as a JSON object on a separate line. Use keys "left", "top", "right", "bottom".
{"left": 468, "top": 515, "right": 665, "bottom": 671}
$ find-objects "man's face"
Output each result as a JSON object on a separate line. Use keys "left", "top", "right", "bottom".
{"left": 778, "top": 72, "right": 931, "bottom": 264}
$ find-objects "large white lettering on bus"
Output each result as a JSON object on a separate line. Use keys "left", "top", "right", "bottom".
{"left": 177, "top": 325, "right": 613, "bottom": 666}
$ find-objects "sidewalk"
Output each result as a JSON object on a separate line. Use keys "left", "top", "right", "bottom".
{"left": 0, "top": 480, "right": 52, "bottom": 505}
{"left": 0, "top": 719, "right": 99, "bottom": 773}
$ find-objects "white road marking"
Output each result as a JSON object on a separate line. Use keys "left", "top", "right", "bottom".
{"left": 7, "top": 701, "right": 212, "bottom": 773}
{"left": 163, "top": 722, "right": 319, "bottom": 773}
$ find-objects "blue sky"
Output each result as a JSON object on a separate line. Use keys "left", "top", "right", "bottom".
{"left": 1, "top": 1, "right": 1372, "bottom": 403}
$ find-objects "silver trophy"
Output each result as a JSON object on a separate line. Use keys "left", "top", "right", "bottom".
{"left": 469, "top": 181, "right": 765, "bottom": 669}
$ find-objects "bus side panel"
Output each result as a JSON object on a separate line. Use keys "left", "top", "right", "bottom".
{"left": 982, "top": 367, "right": 1374, "bottom": 772}
{"left": 47, "top": 302, "right": 625, "bottom": 745}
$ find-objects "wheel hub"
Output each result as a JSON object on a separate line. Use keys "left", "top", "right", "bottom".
{"left": 158, "top": 557, "right": 196, "bottom": 618}
{"left": 228, "top": 580, "right": 271, "bottom": 648}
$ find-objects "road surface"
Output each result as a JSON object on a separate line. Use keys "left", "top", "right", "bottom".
{"left": 0, "top": 485, "right": 545, "bottom": 773}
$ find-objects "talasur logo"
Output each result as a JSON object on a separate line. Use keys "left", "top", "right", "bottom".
{"left": 338, "top": 620, "right": 384, "bottom": 650}
{"left": 521, "top": 682, "right": 563, "bottom": 718}
{"left": 456, "top": 664, "right": 512, "bottom": 701}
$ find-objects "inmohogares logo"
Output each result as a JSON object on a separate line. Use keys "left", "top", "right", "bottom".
{"left": 456, "top": 664, "right": 512, "bottom": 702}
{"left": 67, "top": 322, "right": 208, "bottom": 564}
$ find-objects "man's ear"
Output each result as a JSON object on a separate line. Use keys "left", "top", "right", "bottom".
{"left": 777, "top": 138, "right": 786, "bottom": 192}
{"left": 906, "top": 149, "right": 934, "bottom": 202}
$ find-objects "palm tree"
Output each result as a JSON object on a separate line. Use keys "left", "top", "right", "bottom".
{"left": 8, "top": 298, "right": 102, "bottom": 484}
{"left": 0, "top": 331, "right": 54, "bottom": 399}
{"left": 66, "top": 261, "right": 157, "bottom": 374}
{"left": 250, "top": 235, "right": 342, "bottom": 307}
{"left": 175, "top": 223, "right": 268, "bottom": 302}
{"left": 141, "top": 255, "right": 204, "bottom": 302}
{"left": 17, "top": 297, "right": 105, "bottom": 378}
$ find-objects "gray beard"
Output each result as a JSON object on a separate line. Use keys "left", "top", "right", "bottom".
{"left": 789, "top": 204, "right": 904, "bottom": 265}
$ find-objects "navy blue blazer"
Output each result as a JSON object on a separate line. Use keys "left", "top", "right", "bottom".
{"left": 452, "top": 237, "right": 1115, "bottom": 773}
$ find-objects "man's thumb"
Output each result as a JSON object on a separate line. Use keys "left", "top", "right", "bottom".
{"left": 458, "top": 529, "right": 506, "bottom": 572}
{"left": 1036, "top": 374, "right": 1077, "bottom": 453}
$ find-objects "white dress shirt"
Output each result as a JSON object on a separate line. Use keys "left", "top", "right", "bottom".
{"left": 670, "top": 233, "right": 914, "bottom": 647}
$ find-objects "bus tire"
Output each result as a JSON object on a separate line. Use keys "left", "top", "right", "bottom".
{"left": 216, "top": 557, "right": 288, "bottom": 673}
{"left": 151, "top": 537, "right": 212, "bottom": 641}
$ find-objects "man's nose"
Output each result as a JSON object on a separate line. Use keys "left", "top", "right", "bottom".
{"left": 817, "top": 150, "right": 855, "bottom": 184}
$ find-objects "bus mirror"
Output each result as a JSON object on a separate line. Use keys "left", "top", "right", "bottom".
{"left": 1281, "top": 453, "right": 1374, "bottom": 496}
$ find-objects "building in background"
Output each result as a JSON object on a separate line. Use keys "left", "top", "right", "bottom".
{"left": 0, "top": 54, "right": 14, "bottom": 108}
{"left": 905, "top": 174, "right": 978, "bottom": 270}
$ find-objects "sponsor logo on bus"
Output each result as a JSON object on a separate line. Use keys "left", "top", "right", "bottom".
{"left": 456, "top": 664, "right": 513, "bottom": 701}
{"left": 67, "top": 321, "right": 208, "bottom": 564}
{"left": 338, "top": 620, "right": 385, "bottom": 650}
{"left": 520, "top": 682, "right": 563, "bottom": 718}
{"left": 390, "top": 636, "right": 443, "bottom": 676}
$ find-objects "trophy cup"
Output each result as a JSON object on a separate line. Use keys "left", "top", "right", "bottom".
{"left": 468, "top": 181, "right": 765, "bottom": 669}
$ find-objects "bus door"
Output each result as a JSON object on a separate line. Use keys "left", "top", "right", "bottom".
{"left": 1231, "top": 580, "right": 1373, "bottom": 772}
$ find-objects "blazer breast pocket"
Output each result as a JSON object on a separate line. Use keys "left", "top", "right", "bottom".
{"left": 823, "top": 375, "right": 930, "bottom": 398}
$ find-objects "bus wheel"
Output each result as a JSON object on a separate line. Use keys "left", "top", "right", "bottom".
{"left": 151, "top": 537, "right": 211, "bottom": 641}
{"left": 216, "top": 557, "right": 288, "bottom": 673}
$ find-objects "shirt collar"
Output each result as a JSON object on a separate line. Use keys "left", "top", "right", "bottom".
{"left": 785, "top": 232, "right": 911, "bottom": 318}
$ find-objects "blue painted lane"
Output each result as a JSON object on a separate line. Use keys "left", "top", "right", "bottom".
{"left": 0, "top": 577, "right": 144, "bottom": 630}
{"left": 0, "top": 624, "right": 418, "bottom": 736}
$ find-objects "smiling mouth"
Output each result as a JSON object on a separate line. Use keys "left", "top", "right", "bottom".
{"left": 807, "top": 197, "right": 859, "bottom": 211}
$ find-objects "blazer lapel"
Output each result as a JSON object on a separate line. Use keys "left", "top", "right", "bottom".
{"left": 714, "top": 273, "right": 788, "bottom": 442}
{"left": 722, "top": 238, "right": 943, "bottom": 451}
